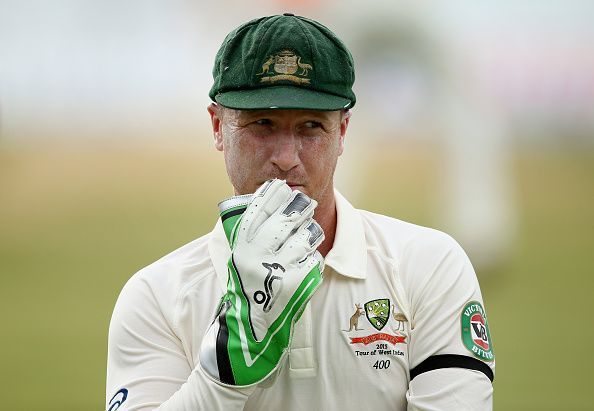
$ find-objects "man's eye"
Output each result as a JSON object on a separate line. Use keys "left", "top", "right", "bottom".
{"left": 255, "top": 119, "right": 272, "bottom": 126}
{"left": 304, "top": 121, "right": 322, "bottom": 129}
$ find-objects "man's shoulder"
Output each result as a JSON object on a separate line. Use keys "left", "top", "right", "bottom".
{"left": 136, "top": 232, "right": 216, "bottom": 286}
{"left": 108, "top": 231, "right": 222, "bottom": 355}
{"left": 356, "top": 208, "right": 474, "bottom": 297}
{"left": 120, "top": 231, "right": 219, "bottom": 308}
{"left": 357, "top": 208, "right": 458, "bottom": 253}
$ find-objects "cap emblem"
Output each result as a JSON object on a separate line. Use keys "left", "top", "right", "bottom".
{"left": 257, "top": 49, "right": 312, "bottom": 85}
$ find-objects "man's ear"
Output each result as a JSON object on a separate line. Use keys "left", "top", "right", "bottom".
{"left": 338, "top": 110, "right": 351, "bottom": 156}
{"left": 208, "top": 103, "right": 224, "bottom": 151}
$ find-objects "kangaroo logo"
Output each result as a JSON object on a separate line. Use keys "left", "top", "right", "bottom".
{"left": 253, "top": 262, "right": 285, "bottom": 312}
{"left": 343, "top": 303, "right": 365, "bottom": 332}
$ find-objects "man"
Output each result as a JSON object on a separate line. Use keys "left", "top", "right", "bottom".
{"left": 106, "top": 14, "right": 494, "bottom": 410}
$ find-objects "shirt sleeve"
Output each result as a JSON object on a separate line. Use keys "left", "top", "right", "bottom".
{"left": 401, "top": 231, "right": 495, "bottom": 410}
{"left": 106, "top": 272, "right": 252, "bottom": 410}
{"left": 407, "top": 368, "right": 493, "bottom": 411}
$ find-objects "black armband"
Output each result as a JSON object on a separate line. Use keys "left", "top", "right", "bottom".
{"left": 410, "top": 354, "right": 494, "bottom": 382}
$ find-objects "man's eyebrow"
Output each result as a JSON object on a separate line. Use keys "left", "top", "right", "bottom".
{"left": 238, "top": 110, "right": 271, "bottom": 117}
{"left": 234, "top": 110, "right": 272, "bottom": 122}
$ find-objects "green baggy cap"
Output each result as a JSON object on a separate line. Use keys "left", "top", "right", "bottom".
{"left": 210, "top": 14, "right": 356, "bottom": 111}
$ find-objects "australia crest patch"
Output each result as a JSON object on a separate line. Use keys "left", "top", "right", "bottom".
{"left": 257, "top": 49, "right": 313, "bottom": 85}
{"left": 342, "top": 298, "right": 407, "bottom": 366}
{"left": 365, "top": 299, "right": 390, "bottom": 331}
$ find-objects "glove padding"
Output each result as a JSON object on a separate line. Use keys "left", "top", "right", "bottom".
{"left": 200, "top": 179, "right": 325, "bottom": 387}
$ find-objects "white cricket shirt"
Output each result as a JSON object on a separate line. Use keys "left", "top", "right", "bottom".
{"left": 106, "top": 191, "right": 495, "bottom": 410}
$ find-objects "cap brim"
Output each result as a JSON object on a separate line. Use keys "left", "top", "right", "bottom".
{"left": 214, "top": 86, "right": 352, "bottom": 111}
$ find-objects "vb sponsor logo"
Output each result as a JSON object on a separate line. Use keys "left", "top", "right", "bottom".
{"left": 470, "top": 313, "right": 490, "bottom": 350}
{"left": 461, "top": 301, "right": 494, "bottom": 361}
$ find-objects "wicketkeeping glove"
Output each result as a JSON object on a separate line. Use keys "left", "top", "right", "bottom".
{"left": 199, "top": 179, "right": 325, "bottom": 387}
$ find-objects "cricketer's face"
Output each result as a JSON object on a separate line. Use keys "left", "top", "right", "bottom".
{"left": 208, "top": 104, "right": 350, "bottom": 209}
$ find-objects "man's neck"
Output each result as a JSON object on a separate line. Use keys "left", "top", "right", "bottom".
{"left": 313, "top": 190, "right": 337, "bottom": 257}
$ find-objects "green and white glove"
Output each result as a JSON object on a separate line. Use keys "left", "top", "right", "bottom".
{"left": 199, "top": 179, "right": 325, "bottom": 387}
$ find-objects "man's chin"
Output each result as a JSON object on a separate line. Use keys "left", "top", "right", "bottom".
{"left": 287, "top": 184, "right": 305, "bottom": 192}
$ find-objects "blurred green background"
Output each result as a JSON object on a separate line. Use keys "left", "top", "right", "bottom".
{"left": 1, "top": 142, "right": 592, "bottom": 409}
{"left": 2, "top": 1, "right": 594, "bottom": 410}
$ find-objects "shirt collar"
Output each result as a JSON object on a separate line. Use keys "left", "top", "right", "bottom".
{"left": 207, "top": 189, "right": 367, "bottom": 289}
{"left": 324, "top": 189, "right": 367, "bottom": 279}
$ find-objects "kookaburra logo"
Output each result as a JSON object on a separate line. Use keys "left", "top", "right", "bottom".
{"left": 253, "top": 262, "right": 285, "bottom": 312}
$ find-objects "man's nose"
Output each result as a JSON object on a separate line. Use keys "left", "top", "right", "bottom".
{"left": 270, "top": 133, "right": 301, "bottom": 172}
